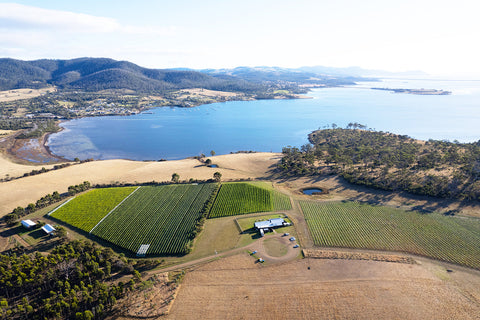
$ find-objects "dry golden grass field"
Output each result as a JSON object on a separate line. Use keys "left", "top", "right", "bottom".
{"left": 0, "top": 151, "right": 56, "bottom": 180}
{"left": 167, "top": 252, "right": 480, "bottom": 320}
{"left": 0, "top": 87, "right": 56, "bottom": 102}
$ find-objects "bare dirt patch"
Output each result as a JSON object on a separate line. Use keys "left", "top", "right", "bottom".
{"left": 253, "top": 233, "right": 300, "bottom": 263}
{"left": 168, "top": 253, "right": 480, "bottom": 319}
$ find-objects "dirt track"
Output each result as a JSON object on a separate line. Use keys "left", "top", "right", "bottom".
{"left": 157, "top": 232, "right": 299, "bottom": 274}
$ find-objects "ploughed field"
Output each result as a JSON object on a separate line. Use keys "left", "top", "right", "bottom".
{"left": 49, "top": 182, "right": 288, "bottom": 256}
{"left": 301, "top": 201, "right": 480, "bottom": 270}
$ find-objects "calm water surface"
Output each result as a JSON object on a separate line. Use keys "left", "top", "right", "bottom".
{"left": 48, "top": 79, "right": 480, "bottom": 161}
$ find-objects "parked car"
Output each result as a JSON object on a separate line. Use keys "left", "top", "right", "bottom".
{"left": 289, "top": 237, "right": 296, "bottom": 241}
{"left": 293, "top": 244, "right": 299, "bottom": 248}
{"left": 283, "top": 233, "right": 290, "bottom": 236}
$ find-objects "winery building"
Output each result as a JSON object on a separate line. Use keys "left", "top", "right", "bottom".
{"left": 254, "top": 218, "right": 289, "bottom": 236}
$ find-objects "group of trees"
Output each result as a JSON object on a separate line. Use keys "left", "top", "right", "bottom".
{"left": 14, "top": 120, "right": 60, "bottom": 139}
{"left": 278, "top": 127, "right": 480, "bottom": 201}
{"left": 0, "top": 240, "right": 147, "bottom": 319}
{"left": 0, "top": 119, "right": 33, "bottom": 131}
{"left": 171, "top": 172, "right": 222, "bottom": 183}
{"left": 68, "top": 181, "right": 91, "bottom": 196}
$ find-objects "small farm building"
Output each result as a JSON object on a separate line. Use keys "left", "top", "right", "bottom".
{"left": 137, "top": 244, "right": 150, "bottom": 257}
{"left": 254, "top": 218, "right": 290, "bottom": 236}
{"left": 21, "top": 219, "right": 36, "bottom": 229}
{"left": 42, "top": 224, "right": 56, "bottom": 235}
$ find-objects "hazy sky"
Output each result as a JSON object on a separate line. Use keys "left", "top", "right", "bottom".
{"left": 1, "top": 0, "right": 479, "bottom": 76}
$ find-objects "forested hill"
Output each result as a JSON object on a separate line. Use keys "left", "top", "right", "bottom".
{"left": 279, "top": 127, "right": 480, "bottom": 202}
{"left": 0, "top": 58, "right": 377, "bottom": 93}
{"left": 0, "top": 58, "right": 264, "bottom": 93}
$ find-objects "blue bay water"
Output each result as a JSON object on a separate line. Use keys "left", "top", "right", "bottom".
{"left": 47, "top": 79, "right": 480, "bottom": 161}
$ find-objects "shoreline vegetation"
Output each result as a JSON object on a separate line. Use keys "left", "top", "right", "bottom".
{"left": 279, "top": 125, "right": 480, "bottom": 203}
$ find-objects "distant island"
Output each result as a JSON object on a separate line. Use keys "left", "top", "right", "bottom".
{"left": 371, "top": 87, "right": 451, "bottom": 95}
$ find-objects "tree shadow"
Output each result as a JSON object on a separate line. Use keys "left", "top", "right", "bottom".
{"left": 29, "top": 229, "right": 47, "bottom": 240}
{"left": 0, "top": 225, "right": 24, "bottom": 238}
{"left": 240, "top": 227, "right": 257, "bottom": 235}
{"left": 24, "top": 238, "right": 62, "bottom": 254}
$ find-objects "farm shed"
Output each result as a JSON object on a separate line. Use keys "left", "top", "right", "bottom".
{"left": 21, "top": 219, "right": 36, "bottom": 229}
{"left": 254, "top": 218, "right": 289, "bottom": 236}
{"left": 42, "top": 224, "right": 56, "bottom": 235}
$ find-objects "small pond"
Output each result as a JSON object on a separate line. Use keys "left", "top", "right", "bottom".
{"left": 302, "top": 188, "right": 323, "bottom": 195}
{"left": 208, "top": 164, "right": 218, "bottom": 168}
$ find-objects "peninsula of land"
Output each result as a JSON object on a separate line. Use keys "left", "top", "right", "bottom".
{"left": 372, "top": 87, "right": 451, "bottom": 95}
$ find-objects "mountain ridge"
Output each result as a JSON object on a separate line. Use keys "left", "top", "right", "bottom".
{"left": 0, "top": 57, "right": 262, "bottom": 93}
{"left": 0, "top": 57, "right": 393, "bottom": 92}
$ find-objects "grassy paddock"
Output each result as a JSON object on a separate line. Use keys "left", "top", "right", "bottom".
{"left": 188, "top": 215, "right": 255, "bottom": 259}
{"left": 263, "top": 238, "right": 288, "bottom": 257}
{"left": 301, "top": 200, "right": 480, "bottom": 270}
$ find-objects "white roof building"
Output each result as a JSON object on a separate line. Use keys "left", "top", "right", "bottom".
{"left": 42, "top": 224, "right": 56, "bottom": 234}
{"left": 254, "top": 218, "right": 286, "bottom": 230}
{"left": 21, "top": 219, "right": 36, "bottom": 229}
